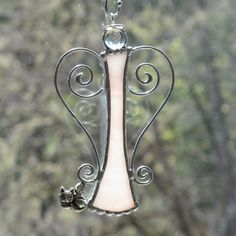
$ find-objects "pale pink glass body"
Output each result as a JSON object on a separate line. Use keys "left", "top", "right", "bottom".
{"left": 92, "top": 52, "right": 136, "bottom": 212}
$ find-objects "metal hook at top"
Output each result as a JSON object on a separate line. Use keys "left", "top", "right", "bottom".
{"left": 105, "top": 0, "right": 123, "bottom": 24}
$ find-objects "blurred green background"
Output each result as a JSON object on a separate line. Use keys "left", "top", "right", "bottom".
{"left": 0, "top": 0, "right": 236, "bottom": 235}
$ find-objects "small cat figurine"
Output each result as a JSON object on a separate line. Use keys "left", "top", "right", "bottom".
{"left": 59, "top": 182, "right": 86, "bottom": 212}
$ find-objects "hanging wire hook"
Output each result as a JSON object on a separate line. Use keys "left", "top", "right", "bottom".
{"left": 105, "top": 0, "right": 123, "bottom": 24}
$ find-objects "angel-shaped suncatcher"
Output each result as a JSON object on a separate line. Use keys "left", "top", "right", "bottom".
{"left": 54, "top": 0, "right": 175, "bottom": 216}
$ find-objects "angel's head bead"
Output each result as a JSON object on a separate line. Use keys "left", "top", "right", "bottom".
{"left": 103, "top": 25, "right": 127, "bottom": 51}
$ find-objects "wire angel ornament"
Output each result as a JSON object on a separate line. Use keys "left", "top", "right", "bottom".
{"left": 55, "top": 0, "right": 175, "bottom": 216}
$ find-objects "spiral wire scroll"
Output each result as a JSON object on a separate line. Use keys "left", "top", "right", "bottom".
{"left": 129, "top": 46, "right": 175, "bottom": 185}
{"left": 54, "top": 48, "right": 104, "bottom": 183}
{"left": 134, "top": 166, "right": 153, "bottom": 185}
{"left": 128, "top": 63, "right": 160, "bottom": 96}
{"left": 68, "top": 64, "right": 103, "bottom": 98}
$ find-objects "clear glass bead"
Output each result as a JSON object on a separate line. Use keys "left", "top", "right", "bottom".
{"left": 104, "top": 28, "right": 126, "bottom": 50}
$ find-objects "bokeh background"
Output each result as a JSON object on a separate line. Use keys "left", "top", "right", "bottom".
{"left": 0, "top": 0, "right": 236, "bottom": 235}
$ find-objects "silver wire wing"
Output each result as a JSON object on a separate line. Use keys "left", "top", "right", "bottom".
{"left": 54, "top": 48, "right": 106, "bottom": 183}
{"left": 126, "top": 46, "right": 175, "bottom": 185}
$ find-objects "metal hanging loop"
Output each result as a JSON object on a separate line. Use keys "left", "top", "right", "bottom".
{"left": 105, "top": 0, "right": 123, "bottom": 24}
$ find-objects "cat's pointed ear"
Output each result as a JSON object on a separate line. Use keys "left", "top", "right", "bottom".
{"left": 70, "top": 188, "right": 75, "bottom": 195}
{"left": 60, "top": 186, "right": 65, "bottom": 193}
